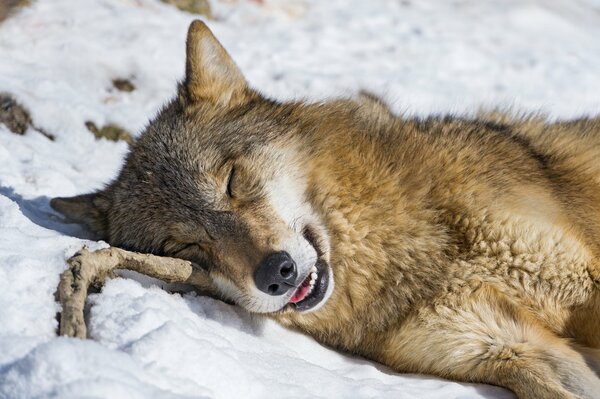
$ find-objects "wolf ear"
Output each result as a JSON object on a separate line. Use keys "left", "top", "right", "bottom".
{"left": 184, "top": 20, "right": 250, "bottom": 106}
{"left": 50, "top": 193, "right": 109, "bottom": 239}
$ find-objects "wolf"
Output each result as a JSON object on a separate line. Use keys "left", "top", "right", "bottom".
{"left": 51, "top": 20, "right": 600, "bottom": 398}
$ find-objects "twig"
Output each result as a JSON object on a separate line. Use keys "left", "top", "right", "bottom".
{"left": 57, "top": 247, "right": 213, "bottom": 338}
{"left": 32, "top": 124, "right": 55, "bottom": 141}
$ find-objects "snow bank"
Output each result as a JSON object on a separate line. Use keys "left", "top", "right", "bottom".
{"left": 1, "top": 0, "right": 599, "bottom": 397}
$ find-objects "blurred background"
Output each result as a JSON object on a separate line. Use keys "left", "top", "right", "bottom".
{"left": 0, "top": 1, "right": 599, "bottom": 398}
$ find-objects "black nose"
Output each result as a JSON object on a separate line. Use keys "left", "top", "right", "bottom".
{"left": 254, "top": 251, "right": 298, "bottom": 296}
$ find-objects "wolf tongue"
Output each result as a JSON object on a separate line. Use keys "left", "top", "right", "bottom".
{"left": 289, "top": 276, "right": 312, "bottom": 303}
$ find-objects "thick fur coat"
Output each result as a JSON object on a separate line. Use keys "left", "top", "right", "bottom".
{"left": 52, "top": 21, "right": 600, "bottom": 398}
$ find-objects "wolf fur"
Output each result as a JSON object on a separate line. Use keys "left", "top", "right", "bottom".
{"left": 52, "top": 21, "right": 600, "bottom": 398}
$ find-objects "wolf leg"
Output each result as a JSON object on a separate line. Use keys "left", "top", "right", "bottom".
{"left": 567, "top": 299, "right": 600, "bottom": 350}
{"left": 383, "top": 285, "right": 600, "bottom": 399}
{"left": 57, "top": 247, "right": 213, "bottom": 338}
{"left": 565, "top": 267, "right": 600, "bottom": 349}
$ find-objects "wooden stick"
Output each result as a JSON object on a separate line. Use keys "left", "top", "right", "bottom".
{"left": 57, "top": 247, "right": 212, "bottom": 338}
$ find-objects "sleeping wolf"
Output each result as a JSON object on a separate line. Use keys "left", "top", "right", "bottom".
{"left": 52, "top": 21, "right": 600, "bottom": 398}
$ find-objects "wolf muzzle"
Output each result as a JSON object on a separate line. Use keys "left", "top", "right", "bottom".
{"left": 253, "top": 251, "right": 298, "bottom": 296}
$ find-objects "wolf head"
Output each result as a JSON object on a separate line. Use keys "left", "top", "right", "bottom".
{"left": 51, "top": 21, "right": 334, "bottom": 314}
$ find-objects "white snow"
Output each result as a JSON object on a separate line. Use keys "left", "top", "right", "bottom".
{"left": 1, "top": 0, "right": 599, "bottom": 398}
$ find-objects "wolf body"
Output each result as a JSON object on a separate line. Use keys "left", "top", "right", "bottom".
{"left": 52, "top": 21, "right": 600, "bottom": 398}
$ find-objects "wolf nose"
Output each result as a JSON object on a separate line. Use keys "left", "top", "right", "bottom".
{"left": 254, "top": 252, "right": 298, "bottom": 296}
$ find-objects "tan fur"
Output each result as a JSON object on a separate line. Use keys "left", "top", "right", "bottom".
{"left": 268, "top": 107, "right": 600, "bottom": 397}
{"left": 52, "top": 21, "right": 600, "bottom": 398}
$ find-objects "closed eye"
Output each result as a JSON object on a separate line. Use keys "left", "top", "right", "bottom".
{"left": 226, "top": 165, "right": 236, "bottom": 198}
{"left": 172, "top": 243, "right": 212, "bottom": 271}
{"left": 172, "top": 242, "right": 200, "bottom": 255}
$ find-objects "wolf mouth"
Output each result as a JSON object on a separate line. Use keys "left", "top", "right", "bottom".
{"left": 289, "top": 264, "right": 318, "bottom": 303}
{"left": 289, "top": 258, "right": 330, "bottom": 311}
{"left": 287, "top": 226, "right": 331, "bottom": 312}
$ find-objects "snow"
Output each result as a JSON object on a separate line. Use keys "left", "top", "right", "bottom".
{"left": 1, "top": 0, "right": 599, "bottom": 397}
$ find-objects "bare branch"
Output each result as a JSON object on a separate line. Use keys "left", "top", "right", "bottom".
{"left": 57, "top": 247, "right": 213, "bottom": 338}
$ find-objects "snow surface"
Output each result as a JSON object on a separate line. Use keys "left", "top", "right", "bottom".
{"left": 1, "top": 0, "right": 600, "bottom": 398}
